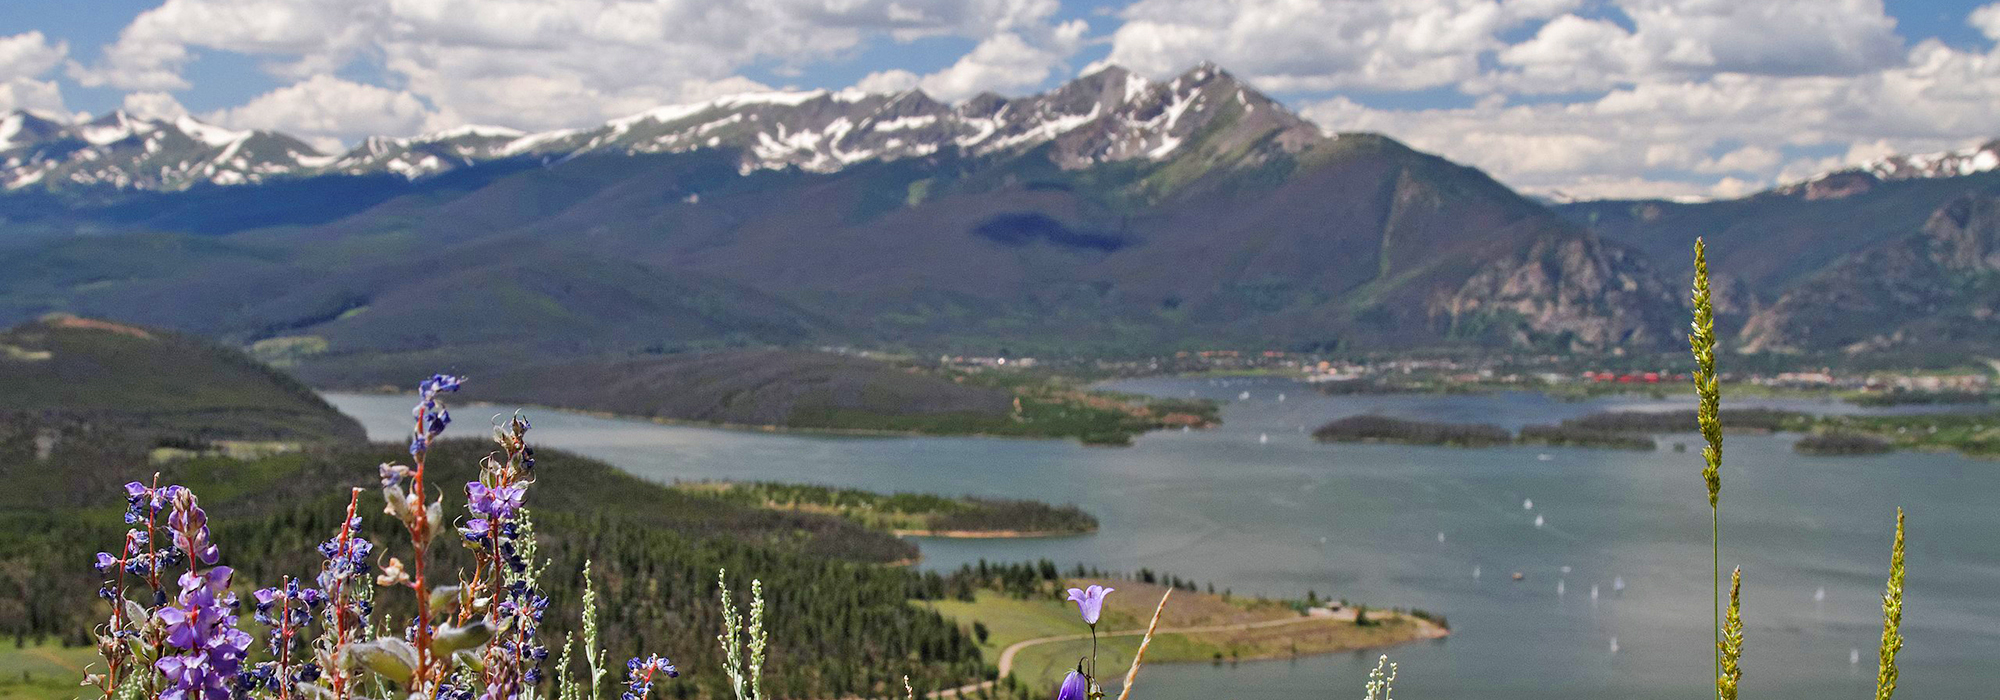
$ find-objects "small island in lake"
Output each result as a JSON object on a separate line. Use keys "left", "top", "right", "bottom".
{"left": 1312, "top": 415, "right": 1657, "bottom": 450}
{"left": 1312, "top": 415, "right": 1512, "bottom": 447}
{"left": 1551, "top": 408, "right": 1813, "bottom": 433}
{"left": 675, "top": 481, "right": 1099, "bottom": 537}
{"left": 1515, "top": 424, "right": 1657, "bottom": 450}
{"left": 451, "top": 349, "right": 1218, "bottom": 446}
{"left": 1310, "top": 406, "right": 2000, "bottom": 459}
{"left": 1794, "top": 432, "right": 1894, "bottom": 455}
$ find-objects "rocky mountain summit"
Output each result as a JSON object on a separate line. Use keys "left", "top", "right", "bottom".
{"left": 4, "top": 64, "right": 1318, "bottom": 193}
{"left": 1742, "top": 194, "right": 2000, "bottom": 353}
{"left": 0, "top": 63, "right": 1720, "bottom": 368}
{"left": 1773, "top": 140, "right": 2000, "bottom": 201}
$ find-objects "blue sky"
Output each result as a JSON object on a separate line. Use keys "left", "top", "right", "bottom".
{"left": 5, "top": 0, "right": 2000, "bottom": 200}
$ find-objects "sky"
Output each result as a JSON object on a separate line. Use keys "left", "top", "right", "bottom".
{"left": 4, "top": 0, "right": 2000, "bottom": 200}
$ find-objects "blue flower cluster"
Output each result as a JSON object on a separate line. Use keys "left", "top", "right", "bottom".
{"left": 251, "top": 578, "right": 324, "bottom": 635}
{"left": 411, "top": 373, "right": 465, "bottom": 455}
{"left": 460, "top": 482, "right": 525, "bottom": 545}
{"left": 165, "top": 486, "right": 219, "bottom": 566}
{"left": 623, "top": 654, "right": 679, "bottom": 700}
{"left": 314, "top": 517, "right": 375, "bottom": 591}
{"left": 96, "top": 482, "right": 187, "bottom": 589}
{"left": 154, "top": 567, "right": 252, "bottom": 700}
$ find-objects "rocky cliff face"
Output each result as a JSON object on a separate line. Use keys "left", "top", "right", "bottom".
{"left": 1741, "top": 194, "right": 2000, "bottom": 353}
{"left": 1431, "top": 234, "right": 1684, "bottom": 351}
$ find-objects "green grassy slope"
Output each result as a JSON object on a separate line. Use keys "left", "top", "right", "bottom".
{"left": 0, "top": 315, "right": 363, "bottom": 443}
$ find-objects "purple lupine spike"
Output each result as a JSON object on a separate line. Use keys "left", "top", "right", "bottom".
{"left": 155, "top": 565, "right": 251, "bottom": 699}
{"left": 466, "top": 482, "right": 526, "bottom": 519}
{"left": 410, "top": 373, "right": 465, "bottom": 454}
{"left": 622, "top": 654, "right": 678, "bottom": 700}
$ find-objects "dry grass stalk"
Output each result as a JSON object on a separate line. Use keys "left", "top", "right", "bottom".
{"left": 1113, "top": 589, "right": 1172, "bottom": 700}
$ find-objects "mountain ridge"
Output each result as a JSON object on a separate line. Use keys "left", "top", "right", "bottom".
{"left": 0, "top": 63, "right": 1704, "bottom": 372}
{"left": 3, "top": 64, "right": 1324, "bottom": 195}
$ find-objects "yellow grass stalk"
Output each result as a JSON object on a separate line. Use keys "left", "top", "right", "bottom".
{"left": 1718, "top": 567, "right": 1743, "bottom": 700}
{"left": 1876, "top": 508, "right": 1906, "bottom": 700}
{"left": 1113, "top": 589, "right": 1172, "bottom": 700}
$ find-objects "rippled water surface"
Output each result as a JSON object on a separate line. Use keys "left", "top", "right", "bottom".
{"left": 328, "top": 379, "right": 2000, "bottom": 700}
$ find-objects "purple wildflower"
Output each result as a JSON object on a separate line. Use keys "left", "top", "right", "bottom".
{"left": 251, "top": 579, "right": 323, "bottom": 632}
{"left": 314, "top": 520, "right": 375, "bottom": 587}
{"left": 166, "top": 487, "right": 219, "bottom": 565}
{"left": 1056, "top": 669, "right": 1087, "bottom": 700}
{"left": 410, "top": 374, "right": 465, "bottom": 454}
{"left": 123, "top": 481, "right": 170, "bottom": 524}
{"left": 458, "top": 518, "right": 491, "bottom": 544}
{"left": 1066, "top": 585, "right": 1114, "bottom": 626}
{"left": 467, "top": 482, "right": 526, "bottom": 520}
{"left": 154, "top": 566, "right": 252, "bottom": 700}
{"left": 622, "top": 654, "right": 678, "bottom": 700}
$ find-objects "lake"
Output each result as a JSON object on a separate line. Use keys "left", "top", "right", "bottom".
{"left": 326, "top": 378, "right": 2000, "bottom": 700}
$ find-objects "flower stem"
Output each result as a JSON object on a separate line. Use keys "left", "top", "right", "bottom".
{"left": 411, "top": 406, "right": 434, "bottom": 692}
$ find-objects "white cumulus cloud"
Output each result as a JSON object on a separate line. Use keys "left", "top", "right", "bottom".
{"left": 0, "top": 31, "right": 70, "bottom": 115}
{"left": 206, "top": 74, "right": 435, "bottom": 149}
{"left": 70, "top": 0, "right": 1094, "bottom": 137}
{"left": 1101, "top": 0, "right": 1580, "bottom": 91}
{"left": 120, "top": 90, "right": 189, "bottom": 120}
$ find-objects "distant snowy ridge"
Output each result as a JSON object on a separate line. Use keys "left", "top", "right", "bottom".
{"left": 1776, "top": 140, "right": 2000, "bottom": 200}
{"left": 2, "top": 63, "right": 1319, "bottom": 194}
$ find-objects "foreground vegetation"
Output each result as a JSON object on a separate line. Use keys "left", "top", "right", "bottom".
{"left": 0, "top": 428, "right": 993, "bottom": 700}
{"left": 673, "top": 482, "right": 1097, "bottom": 538}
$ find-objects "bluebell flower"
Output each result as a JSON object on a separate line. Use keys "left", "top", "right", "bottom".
{"left": 1056, "top": 669, "right": 1087, "bottom": 700}
{"left": 1065, "top": 585, "right": 1115, "bottom": 626}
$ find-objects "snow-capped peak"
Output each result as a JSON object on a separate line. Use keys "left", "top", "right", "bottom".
{"left": 1778, "top": 139, "right": 2000, "bottom": 200}
{"left": 3, "top": 63, "right": 1326, "bottom": 194}
{"left": 1856, "top": 140, "right": 2000, "bottom": 180}
{"left": 175, "top": 115, "right": 251, "bottom": 148}
{"left": 415, "top": 124, "right": 526, "bottom": 142}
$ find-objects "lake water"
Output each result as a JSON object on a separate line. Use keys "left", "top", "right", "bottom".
{"left": 326, "top": 379, "right": 2000, "bottom": 700}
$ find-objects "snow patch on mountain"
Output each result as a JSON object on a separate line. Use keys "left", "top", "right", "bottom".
{"left": 1776, "top": 140, "right": 2000, "bottom": 200}
{"left": 0, "top": 63, "right": 1327, "bottom": 194}
{"left": 176, "top": 116, "right": 249, "bottom": 147}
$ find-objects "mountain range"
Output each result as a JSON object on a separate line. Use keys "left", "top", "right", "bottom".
{"left": 3, "top": 63, "right": 1998, "bottom": 378}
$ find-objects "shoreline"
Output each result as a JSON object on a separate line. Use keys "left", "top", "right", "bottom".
{"left": 892, "top": 528, "right": 1096, "bottom": 539}
{"left": 328, "top": 390, "right": 1178, "bottom": 444}
{"left": 932, "top": 607, "right": 1448, "bottom": 698}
